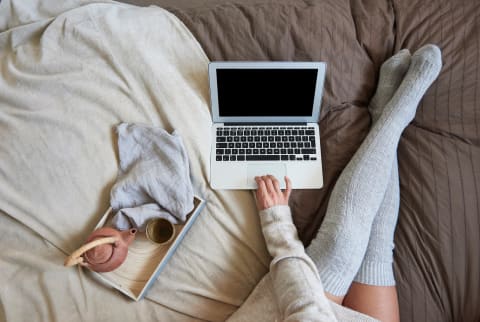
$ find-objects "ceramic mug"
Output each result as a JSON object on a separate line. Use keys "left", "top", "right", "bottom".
{"left": 146, "top": 218, "right": 175, "bottom": 245}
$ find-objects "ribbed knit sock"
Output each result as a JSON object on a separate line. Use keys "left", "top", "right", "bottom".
{"left": 353, "top": 49, "right": 411, "bottom": 286}
{"left": 306, "top": 45, "right": 442, "bottom": 296}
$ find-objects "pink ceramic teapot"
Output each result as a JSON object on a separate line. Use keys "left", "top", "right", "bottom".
{"left": 64, "top": 227, "right": 137, "bottom": 272}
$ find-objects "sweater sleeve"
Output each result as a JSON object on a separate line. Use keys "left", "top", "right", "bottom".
{"left": 259, "top": 205, "right": 338, "bottom": 322}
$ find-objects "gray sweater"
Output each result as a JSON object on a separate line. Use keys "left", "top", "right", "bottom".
{"left": 227, "top": 206, "right": 378, "bottom": 322}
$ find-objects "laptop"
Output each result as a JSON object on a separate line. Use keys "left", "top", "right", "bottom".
{"left": 209, "top": 61, "right": 326, "bottom": 190}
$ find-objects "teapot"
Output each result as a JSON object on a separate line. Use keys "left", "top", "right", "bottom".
{"left": 64, "top": 227, "right": 137, "bottom": 272}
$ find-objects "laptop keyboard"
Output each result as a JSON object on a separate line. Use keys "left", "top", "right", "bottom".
{"left": 215, "top": 126, "right": 317, "bottom": 162}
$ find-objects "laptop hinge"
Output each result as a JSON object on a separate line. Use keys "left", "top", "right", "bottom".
{"left": 224, "top": 122, "right": 307, "bottom": 126}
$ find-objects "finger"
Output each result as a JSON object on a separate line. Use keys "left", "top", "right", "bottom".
{"left": 270, "top": 175, "right": 281, "bottom": 194}
{"left": 283, "top": 176, "right": 292, "bottom": 199}
{"left": 263, "top": 175, "right": 276, "bottom": 195}
{"left": 255, "top": 176, "right": 267, "bottom": 194}
{"left": 255, "top": 178, "right": 270, "bottom": 209}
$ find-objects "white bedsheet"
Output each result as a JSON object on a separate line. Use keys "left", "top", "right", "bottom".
{"left": 0, "top": 1, "right": 269, "bottom": 320}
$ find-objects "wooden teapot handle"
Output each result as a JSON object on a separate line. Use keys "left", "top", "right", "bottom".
{"left": 64, "top": 236, "right": 119, "bottom": 267}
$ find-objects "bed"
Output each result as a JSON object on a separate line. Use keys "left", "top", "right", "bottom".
{"left": 0, "top": 0, "right": 478, "bottom": 321}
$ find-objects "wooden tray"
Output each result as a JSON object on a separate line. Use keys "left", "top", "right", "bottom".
{"left": 90, "top": 196, "right": 206, "bottom": 300}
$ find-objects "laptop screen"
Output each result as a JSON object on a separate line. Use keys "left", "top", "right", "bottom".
{"left": 216, "top": 69, "right": 317, "bottom": 117}
{"left": 209, "top": 61, "right": 326, "bottom": 123}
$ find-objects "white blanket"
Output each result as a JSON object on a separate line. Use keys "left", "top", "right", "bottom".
{"left": 0, "top": 1, "right": 269, "bottom": 321}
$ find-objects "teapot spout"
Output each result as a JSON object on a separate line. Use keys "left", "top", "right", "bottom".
{"left": 120, "top": 228, "right": 137, "bottom": 246}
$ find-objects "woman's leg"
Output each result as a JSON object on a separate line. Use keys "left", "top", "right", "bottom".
{"left": 341, "top": 49, "right": 411, "bottom": 322}
{"left": 306, "top": 45, "right": 442, "bottom": 307}
{"left": 343, "top": 283, "right": 400, "bottom": 322}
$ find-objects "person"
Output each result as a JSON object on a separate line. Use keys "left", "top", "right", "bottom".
{"left": 226, "top": 44, "right": 442, "bottom": 322}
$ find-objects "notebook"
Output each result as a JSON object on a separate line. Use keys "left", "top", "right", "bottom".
{"left": 208, "top": 61, "right": 326, "bottom": 190}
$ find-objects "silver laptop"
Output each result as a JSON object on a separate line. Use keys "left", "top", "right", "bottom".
{"left": 209, "top": 61, "right": 326, "bottom": 190}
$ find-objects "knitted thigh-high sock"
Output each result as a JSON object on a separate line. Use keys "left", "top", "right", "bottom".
{"left": 306, "top": 45, "right": 442, "bottom": 296}
{"left": 353, "top": 49, "right": 411, "bottom": 286}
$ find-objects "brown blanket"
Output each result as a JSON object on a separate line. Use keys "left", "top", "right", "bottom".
{"left": 123, "top": 0, "right": 479, "bottom": 321}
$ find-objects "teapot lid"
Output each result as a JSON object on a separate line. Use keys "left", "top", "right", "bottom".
{"left": 84, "top": 240, "right": 114, "bottom": 265}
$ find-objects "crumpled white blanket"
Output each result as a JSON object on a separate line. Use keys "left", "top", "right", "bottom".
{"left": 0, "top": 1, "right": 268, "bottom": 321}
{"left": 110, "top": 122, "right": 194, "bottom": 231}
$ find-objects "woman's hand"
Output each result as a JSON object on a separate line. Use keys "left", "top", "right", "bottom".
{"left": 255, "top": 175, "right": 292, "bottom": 211}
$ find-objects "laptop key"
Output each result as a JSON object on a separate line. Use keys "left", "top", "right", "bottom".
{"left": 246, "top": 155, "right": 280, "bottom": 161}
{"left": 302, "top": 148, "right": 316, "bottom": 154}
{"left": 216, "top": 143, "right": 227, "bottom": 148}
{"left": 216, "top": 155, "right": 222, "bottom": 161}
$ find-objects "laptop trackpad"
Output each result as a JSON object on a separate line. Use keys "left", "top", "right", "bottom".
{"left": 247, "top": 163, "right": 287, "bottom": 189}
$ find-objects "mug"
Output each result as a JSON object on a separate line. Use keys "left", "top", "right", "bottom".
{"left": 145, "top": 218, "right": 176, "bottom": 245}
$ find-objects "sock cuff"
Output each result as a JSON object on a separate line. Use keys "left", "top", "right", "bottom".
{"left": 318, "top": 267, "right": 353, "bottom": 296}
{"left": 353, "top": 260, "right": 396, "bottom": 286}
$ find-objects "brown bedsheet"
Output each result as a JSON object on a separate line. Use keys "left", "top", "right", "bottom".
{"left": 122, "top": 1, "right": 479, "bottom": 321}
